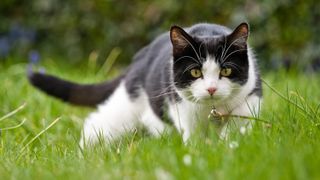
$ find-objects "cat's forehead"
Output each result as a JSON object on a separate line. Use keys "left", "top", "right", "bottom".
{"left": 194, "top": 36, "right": 225, "bottom": 57}
{"left": 202, "top": 56, "right": 219, "bottom": 71}
{"left": 195, "top": 35, "right": 223, "bottom": 45}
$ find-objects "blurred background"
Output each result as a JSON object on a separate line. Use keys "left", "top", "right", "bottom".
{"left": 0, "top": 0, "right": 319, "bottom": 71}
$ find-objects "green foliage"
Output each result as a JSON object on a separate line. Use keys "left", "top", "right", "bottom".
{"left": 0, "top": 0, "right": 319, "bottom": 69}
{"left": 0, "top": 61, "right": 320, "bottom": 179}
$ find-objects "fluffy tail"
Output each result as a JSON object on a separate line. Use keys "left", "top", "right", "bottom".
{"left": 28, "top": 72, "right": 124, "bottom": 107}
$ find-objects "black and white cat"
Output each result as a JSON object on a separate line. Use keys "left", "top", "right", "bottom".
{"left": 29, "top": 22, "right": 262, "bottom": 147}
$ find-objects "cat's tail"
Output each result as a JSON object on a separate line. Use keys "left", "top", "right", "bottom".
{"left": 28, "top": 71, "right": 124, "bottom": 107}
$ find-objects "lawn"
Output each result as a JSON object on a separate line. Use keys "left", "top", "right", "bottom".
{"left": 1, "top": 59, "right": 320, "bottom": 179}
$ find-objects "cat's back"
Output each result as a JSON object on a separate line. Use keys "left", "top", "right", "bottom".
{"left": 131, "top": 23, "right": 232, "bottom": 62}
{"left": 127, "top": 23, "right": 233, "bottom": 83}
{"left": 149, "top": 23, "right": 232, "bottom": 49}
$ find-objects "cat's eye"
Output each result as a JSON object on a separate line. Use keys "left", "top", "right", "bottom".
{"left": 220, "top": 68, "right": 232, "bottom": 77}
{"left": 190, "top": 69, "right": 202, "bottom": 78}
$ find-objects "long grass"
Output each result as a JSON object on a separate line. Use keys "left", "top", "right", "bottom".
{"left": 0, "top": 59, "right": 320, "bottom": 179}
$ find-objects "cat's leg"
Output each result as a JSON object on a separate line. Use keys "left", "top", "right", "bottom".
{"left": 220, "top": 95, "right": 262, "bottom": 139}
{"left": 138, "top": 90, "right": 167, "bottom": 137}
{"left": 168, "top": 101, "right": 196, "bottom": 143}
{"left": 79, "top": 82, "right": 141, "bottom": 148}
{"left": 140, "top": 106, "right": 166, "bottom": 137}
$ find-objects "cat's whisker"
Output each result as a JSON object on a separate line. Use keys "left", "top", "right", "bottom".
{"left": 198, "top": 41, "right": 206, "bottom": 59}
{"left": 220, "top": 36, "right": 228, "bottom": 62}
{"left": 180, "top": 36, "right": 201, "bottom": 63}
{"left": 149, "top": 84, "right": 192, "bottom": 99}
{"left": 223, "top": 62, "right": 241, "bottom": 67}
{"left": 149, "top": 92, "right": 177, "bottom": 99}
{"left": 149, "top": 84, "right": 180, "bottom": 99}
{"left": 220, "top": 34, "right": 248, "bottom": 60}
{"left": 151, "top": 87, "right": 182, "bottom": 98}
{"left": 221, "top": 49, "right": 247, "bottom": 65}
{"left": 184, "top": 95, "right": 197, "bottom": 102}
{"left": 182, "top": 64, "right": 200, "bottom": 74}
{"left": 174, "top": 55, "right": 201, "bottom": 65}
{"left": 194, "top": 97, "right": 201, "bottom": 104}
{"left": 223, "top": 62, "right": 241, "bottom": 72}
{"left": 220, "top": 35, "right": 248, "bottom": 63}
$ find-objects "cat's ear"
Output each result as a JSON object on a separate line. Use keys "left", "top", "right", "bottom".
{"left": 170, "top": 25, "right": 195, "bottom": 56}
{"left": 227, "top": 22, "right": 249, "bottom": 48}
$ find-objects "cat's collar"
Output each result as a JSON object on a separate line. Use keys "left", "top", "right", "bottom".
{"left": 208, "top": 105, "right": 230, "bottom": 120}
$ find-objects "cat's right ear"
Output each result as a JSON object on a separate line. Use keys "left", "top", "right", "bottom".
{"left": 227, "top": 22, "right": 249, "bottom": 48}
{"left": 170, "top": 26, "right": 195, "bottom": 56}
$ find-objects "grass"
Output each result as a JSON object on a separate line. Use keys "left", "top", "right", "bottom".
{"left": 0, "top": 59, "right": 320, "bottom": 180}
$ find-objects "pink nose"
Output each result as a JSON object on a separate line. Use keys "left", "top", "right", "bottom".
{"left": 207, "top": 87, "right": 217, "bottom": 95}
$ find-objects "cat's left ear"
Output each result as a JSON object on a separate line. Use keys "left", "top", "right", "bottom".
{"left": 170, "top": 25, "right": 195, "bottom": 56}
{"left": 227, "top": 22, "right": 249, "bottom": 48}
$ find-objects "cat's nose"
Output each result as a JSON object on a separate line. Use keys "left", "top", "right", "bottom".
{"left": 207, "top": 87, "right": 217, "bottom": 96}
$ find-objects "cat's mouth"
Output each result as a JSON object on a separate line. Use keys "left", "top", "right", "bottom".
{"left": 177, "top": 89, "right": 226, "bottom": 104}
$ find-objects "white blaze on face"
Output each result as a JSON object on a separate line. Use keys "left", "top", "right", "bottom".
{"left": 189, "top": 56, "right": 234, "bottom": 101}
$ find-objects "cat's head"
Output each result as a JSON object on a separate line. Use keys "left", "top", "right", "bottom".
{"left": 170, "top": 23, "right": 250, "bottom": 104}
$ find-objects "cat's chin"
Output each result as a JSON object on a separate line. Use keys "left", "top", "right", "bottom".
{"left": 186, "top": 95, "right": 224, "bottom": 105}
{"left": 200, "top": 97, "right": 223, "bottom": 104}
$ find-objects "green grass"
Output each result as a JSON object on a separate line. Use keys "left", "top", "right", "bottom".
{"left": 1, "top": 60, "right": 320, "bottom": 180}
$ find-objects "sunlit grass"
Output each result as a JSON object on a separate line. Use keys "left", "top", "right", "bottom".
{"left": 0, "top": 60, "right": 319, "bottom": 179}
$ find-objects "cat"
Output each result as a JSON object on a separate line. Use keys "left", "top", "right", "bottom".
{"left": 29, "top": 22, "right": 262, "bottom": 147}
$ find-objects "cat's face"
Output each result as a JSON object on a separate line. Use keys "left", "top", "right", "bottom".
{"left": 170, "top": 23, "right": 249, "bottom": 104}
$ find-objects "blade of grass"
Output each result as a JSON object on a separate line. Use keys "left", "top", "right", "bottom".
{"left": 292, "top": 90, "right": 319, "bottom": 118}
{"left": 88, "top": 50, "right": 99, "bottom": 75}
{"left": 0, "top": 102, "right": 26, "bottom": 122}
{"left": 0, "top": 118, "right": 26, "bottom": 131}
{"left": 97, "top": 47, "right": 121, "bottom": 76}
{"left": 262, "top": 79, "right": 313, "bottom": 118}
{"left": 17, "top": 117, "right": 61, "bottom": 159}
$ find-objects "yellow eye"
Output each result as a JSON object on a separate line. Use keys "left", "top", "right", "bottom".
{"left": 190, "top": 68, "right": 202, "bottom": 78}
{"left": 220, "top": 68, "right": 232, "bottom": 77}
